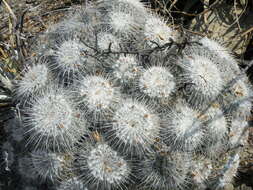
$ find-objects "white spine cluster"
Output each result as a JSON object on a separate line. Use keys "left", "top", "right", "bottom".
{"left": 15, "top": 64, "right": 50, "bottom": 101}
{"left": 224, "top": 78, "right": 253, "bottom": 119}
{"left": 199, "top": 37, "right": 242, "bottom": 86}
{"left": 109, "top": 99, "right": 160, "bottom": 155}
{"left": 179, "top": 53, "right": 224, "bottom": 109}
{"left": 97, "top": 32, "right": 121, "bottom": 51}
{"left": 112, "top": 55, "right": 143, "bottom": 85}
{"left": 108, "top": 11, "right": 136, "bottom": 35}
{"left": 76, "top": 75, "right": 120, "bottom": 120}
{"left": 229, "top": 119, "right": 248, "bottom": 147}
{"left": 161, "top": 102, "right": 204, "bottom": 151}
{"left": 190, "top": 157, "right": 212, "bottom": 188}
{"left": 50, "top": 38, "right": 91, "bottom": 79}
{"left": 143, "top": 14, "right": 179, "bottom": 47}
{"left": 200, "top": 37, "right": 234, "bottom": 62}
{"left": 100, "top": 0, "right": 147, "bottom": 37}
{"left": 24, "top": 88, "right": 87, "bottom": 151}
{"left": 117, "top": 0, "right": 147, "bottom": 11}
{"left": 46, "top": 18, "right": 86, "bottom": 37}
{"left": 203, "top": 106, "right": 227, "bottom": 145}
{"left": 76, "top": 142, "right": 130, "bottom": 190}
{"left": 137, "top": 66, "right": 176, "bottom": 99}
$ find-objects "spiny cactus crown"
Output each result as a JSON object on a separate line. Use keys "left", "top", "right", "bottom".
{"left": 7, "top": 0, "right": 252, "bottom": 190}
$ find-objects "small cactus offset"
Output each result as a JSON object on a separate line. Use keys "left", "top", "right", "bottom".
{"left": 1, "top": 0, "right": 253, "bottom": 190}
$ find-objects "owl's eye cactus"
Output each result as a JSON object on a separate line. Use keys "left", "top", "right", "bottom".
{"left": 143, "top": 14, "right": 179, "bottom": 47}
{"left": 229, "top": 119, "right": 248, "bottom": 147}
{"left": 6, "top": 0, "right": 252, "bottom": 190}
{"left": 76, "top": 74, "right": 120, "bottom": 120}
{"left": 107, "top": 99, "right": 160, "bottom": 155}
{"left": 224, "top": 78, "right": 253, "bottom": 119}
{"left": 190, "top": 157, "right": 213, "bottom": 189}
{"left": 179, "top": 53, "right": 224, "bottom": 109}
{"left": 161, "top": 102, "right": 204, "bottom": 152}
{"left": 100, "top": 0, "right": 147, "bottom": 37}
{"left": 112, "top": 55, "right": 143, "bottom": 86}
{"left": 75, "top": 142, "right": 131, "bottom": 190}
{"left": 23, "top": 87, "right": 88, "bottom": 151}
{"left": 199, "top": 37, "right": 237, "bottom": 70}
{"left": 137, "top": 66, "right": 176, "bottom": 100}
{"left": 15, "top": 63, "right": 50, "bottom": 101}
{"left": 50, "top": 38, "right": 91, "bottom": 80}
{"left": 203, "top": 106, "right": 227, "bottom": 145}
{"left": 109, "top": 12, "right": 135, "bottom": 35}
{"left": 97, "top": 32, "right": 121, "bottom": 51}
{"left": 116, "top": 0, "right": 147, "bottom": 11}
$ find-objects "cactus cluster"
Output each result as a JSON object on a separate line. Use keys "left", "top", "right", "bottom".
{"left": 1, "top": 0, "right": 252, "bottom": 190}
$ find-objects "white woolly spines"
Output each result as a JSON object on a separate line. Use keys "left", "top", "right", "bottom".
{"left": 101, "top": 0, "right": 147, "bottom": 12}
{"left": 203, "top": 106, "right": 227, "bottom": 144}
{"left": 57, "top": 177, "right": 88, "bottom": 190}
{"left": 76, "top": 75, "right": 120, "bottom": 119}
{"left": 190, "top": 157, "right": 212, "bottom": 188}
{"left": 112, "top": 55, "right": 143, "bottom": 85}
{"left": 10, "top": 1, "right": 253, "bottom": 189}
{"left": 205, "top": 141, "right": 227, "bottom": 159}
{"left": 76, "top": 143, "right": 130, "bottom": 190}
{"left": 144, "top": 14, "right": 178, "bottom": 47}
{"left": 18, "top": 151, "right": 70, "bottom": 183}
{"left": 217, "top": 153, "right": 240, "bottom": 188}
{"left": 97, "top": 32, "right": 120, "bottom": 51}
{"left": 199, "top": 37, "right": 241, "bottom": 83}
{"left": 29, "top": 151, "right": 67, "bottom": 182}
{"left": 51, "top": 38, "right": 90, "bottom": 78}
{"left": 102, "top": 0, "right": 146, "bottom": 36}
{"left": 138, "top": 66, "right": 176, "bottom": 99}
{"left": 45, "top": 17, "right": 86, "bottom": 37}
{"left": 44, "top": 3, "right": 101, "bottom": 37}
{"left": 16, "top": 64, "right": 49, "bottom": 100}
{"left": 108, "top": 11, "right": 135, "bottom": 35}
{"left": 225, "top": 78, "right": 252, "bottom": 120}
{"left": 139, "top": 152, "right": 190, "bottom": 190}
{"left": 87, "top": 144, "right": 129, "bottom": 184}
{"left": 229, "top": 119, "right": 248, "bottom": 147}
{"left": 199, "top": 37, "right": 238, "bottom": 71}
{"left": 24, "top": 88, "right": 87, "bottom": 151}
{"left": 161, "top": 102, "right": 204, "bottom": 152}
{"left": 109, "top": 99, "right": 160, "bottom": 154}
{"left": 117, "top": 0, "right": 147, "bottom": 11}
{"left": 200, "top": 37, "right": 234, "bottom": 61}
{"left": 179, "top": 54, "right": 224, "bottom": 109}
